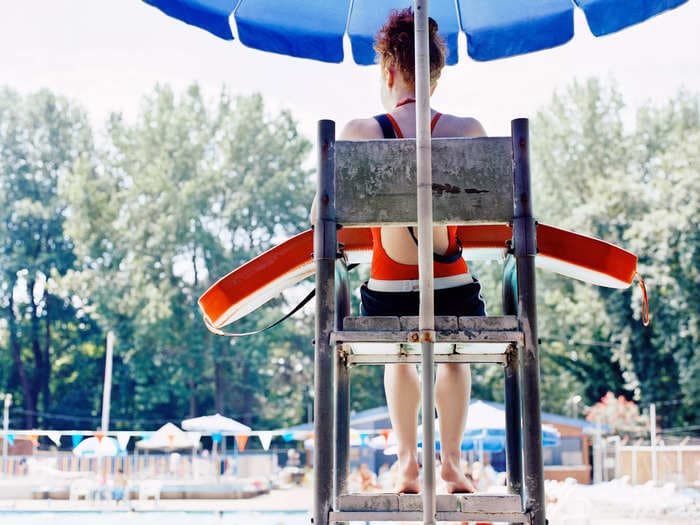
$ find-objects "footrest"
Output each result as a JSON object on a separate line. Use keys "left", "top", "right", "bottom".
{"left": 334, "top": 316, "right": 520, "bottom": 364}
{"left": 332, "top": 492, "right": 527, "bottom": 523}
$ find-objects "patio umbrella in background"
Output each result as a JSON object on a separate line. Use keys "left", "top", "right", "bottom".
{"left": 72, "top": 436, "right": 124, "bottom": 457}
{"left": 140, "top": 2, "right": 689, "bottom": 524}
{"left": 181, "top": 413, "right": 251, "bottom": 465}
{"left": 136, "top": 422, "right": 200, "bottom": 451}
{"left": 461, "top": 401, "right": 559, "bottom": 452}
{"left": 413, "top": 401, "right": 560, "bottom": 452}
{"left": 181, "top": 413, "right": 252, "bottom": 434}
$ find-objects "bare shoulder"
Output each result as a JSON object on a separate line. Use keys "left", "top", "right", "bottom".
{"left": 436, "top": 114, "right": 487, "bottom": 138}
{"left": 339, "top": 117, "right": 384, "bottom": 140}
{"left": 460, "top": 116, "right": 487, "bottom": 138}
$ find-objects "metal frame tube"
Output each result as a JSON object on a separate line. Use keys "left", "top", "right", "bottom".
{"left": 334, "top": 259, "right": 351, "bottom": 522}
{"left": 314, "top": 119, "right": 336, "bottom": 525}
{"left": 414, "top": 2, "right": 436, "bottom": 524}
{"left": 502, "top": 255, "right": 523, "bottom": 501}
{"left": 511, "top": 118, "right": 545, "bottom": 525}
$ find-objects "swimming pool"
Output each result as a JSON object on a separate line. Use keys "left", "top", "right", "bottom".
{"left": 0, "top": 511, "right": 309, "bottom": 525}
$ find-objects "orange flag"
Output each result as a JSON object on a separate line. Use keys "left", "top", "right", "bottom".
{"left": 235, "top": 434, "right": 249, "bottom": 452}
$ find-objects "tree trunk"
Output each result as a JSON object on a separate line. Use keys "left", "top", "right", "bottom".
{"left": 188, "top": 377, "right": 198, "bottom": 417}
{"left": 28, "top": 278, "right": 44, "bottom": 426}
{"left": 8, "top": 291, "right": 36, "bottom": 428}
{"left": 240, "top": 359, "right": 253, "bottom": 427}
{"left": 42, "top": 290, "right": 51, "bottom": 420}
{"left": 214, "top": 357, "right": 224, "bottom": 414}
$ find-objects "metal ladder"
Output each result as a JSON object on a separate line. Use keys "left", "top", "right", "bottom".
{"left": 312, "top": 119, "right": 545, "bottom": 524}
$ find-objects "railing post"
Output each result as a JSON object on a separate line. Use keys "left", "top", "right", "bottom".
{"left": 334, "top": 258, "right": 351, "bottom": 523}
{"left": 511, "top": 118, "right": 545, "bottom": 525}
{"left": 502, "top": 255, "right": 523, "bottom": 511}
{"left": 315, "top": 119, "right": 336, "bottom": 525}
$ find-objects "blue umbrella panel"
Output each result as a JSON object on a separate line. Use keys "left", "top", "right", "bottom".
{"left": 144, "top": 0, "right": 688, "bottom": 63}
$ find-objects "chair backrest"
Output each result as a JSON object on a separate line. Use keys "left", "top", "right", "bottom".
{"left": 334, "top": 137, "right": 513, "bottom": 226}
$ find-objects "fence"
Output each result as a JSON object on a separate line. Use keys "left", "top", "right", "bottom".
{"left": 0, "top": 450, "right": 279, "bottom": 480}
{"left": 618, "top": 445, "right": 700, "bottom": 487}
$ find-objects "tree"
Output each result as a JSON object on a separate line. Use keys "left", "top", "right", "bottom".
{"left": 530, "top": 79, "right": 699, "bottom": 428}
{"left": 62, "top": 85, "right": 314, "bottom": 428}
{"left": 0, "top": 88, "right": 100, "bottom": 428}
{"left": 626, "top": 92, "right": 700, "bottom": 427}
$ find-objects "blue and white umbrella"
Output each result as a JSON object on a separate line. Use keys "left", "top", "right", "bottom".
{"left": 143, "top": 0, "right": 687, "bottom": 64}
{"left": 416, "top": 400, "right": 560, "bottom": 452}
{"left": 72, "top": 436, "right": 125, "bottom": 457}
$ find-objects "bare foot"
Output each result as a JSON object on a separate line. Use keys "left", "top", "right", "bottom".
{"left": 395, "top": 459, "right": 421, "bottom": 494}
{"left": 441, "top": 461, "right": 476, "bottom": 494}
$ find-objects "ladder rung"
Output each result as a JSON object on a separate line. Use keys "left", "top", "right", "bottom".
{"left": 347, "top": 352, "right": 508, "bottom": 365}
{"left": 331, "top": 511, "right": 529, "bottom": 522}
{"left": 332, "top": 330, "right": 522, "bottom": 344}
{"left": 333, "top": 315, "right": 523, "bottom": 345}
{"left": 333, "top": 493, "right": 527, "bottom": 522}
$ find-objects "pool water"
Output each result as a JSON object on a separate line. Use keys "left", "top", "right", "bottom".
{"left": 0, "top": 511, "right": 310, "bottom": 525}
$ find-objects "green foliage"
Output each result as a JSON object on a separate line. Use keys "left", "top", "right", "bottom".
{"left": 0, "top": 80, "right": 697, "bottom": 441}
{"left": 61, "top": 85, "right": 314, "bottom": 430}
{"left": 0, "top": 88, "right": 102, "bottom": 428}
{"left": 530, "top": 80, "right": 699, "bottom": 431}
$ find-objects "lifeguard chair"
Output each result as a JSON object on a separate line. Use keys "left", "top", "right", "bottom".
{"left": 199, "top": 117, "right": 640, "bottom": 524}
{"left": 312, "top": 118, "right": 544, "bottom": 524}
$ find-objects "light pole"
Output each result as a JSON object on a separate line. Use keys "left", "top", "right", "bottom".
{"left": 2, "top": 393, "right": 12, "bottom": 475}
{"left": 101, "top": 331, "right": 115, "bottom": 433}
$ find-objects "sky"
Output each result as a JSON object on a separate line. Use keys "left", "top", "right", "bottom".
{"left": 1, "top": 1, "right": 699, "bottom": 140}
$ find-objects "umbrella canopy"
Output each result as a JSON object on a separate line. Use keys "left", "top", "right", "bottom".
{"left": 181, "top": 413, "right": 252, "bottom": 433}
{"left": 136, "top": 422, "right": 200, "bottom": 450}
{"left": 403, "top": 401, "right": 559, "bottom": 452}
{"left": 144, "top": 0, "right": 687, "bottom": 64}
{"left": 72, "top": 436, "right": 124, "bottom": 457}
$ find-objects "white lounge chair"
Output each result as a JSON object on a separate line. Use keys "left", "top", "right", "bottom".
{"left": 138, "top": 479, "right": 162, "bottom": 502}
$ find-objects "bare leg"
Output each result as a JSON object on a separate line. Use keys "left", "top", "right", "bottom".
{"left": 436, "top": 363, "right": 476, "bottom": 493}
{"left": 384, "top": 363, "right": 421, "bottom": 493}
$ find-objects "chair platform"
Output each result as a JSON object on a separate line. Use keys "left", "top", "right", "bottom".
{"left": 332, "top": 492, "right": 528, "bottom": 523}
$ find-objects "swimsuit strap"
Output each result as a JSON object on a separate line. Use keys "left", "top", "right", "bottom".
{"left": 374, "top": 112, "right": 442, "bottom": 139}
{"left": 431, "top": 112, "right": 442, "bottom": 132}
{"left": 385, "top": 114, "right": 404, "bottom": 138}
{"left": 374, "top": 114, "right": 397, "bottom": 139}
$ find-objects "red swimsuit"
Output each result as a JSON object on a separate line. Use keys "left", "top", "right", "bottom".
{"left": 368, "top": 113, "right": 471, "bottom": 291}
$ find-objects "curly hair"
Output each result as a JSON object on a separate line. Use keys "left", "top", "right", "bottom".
{"left": 374, "top": 7, "right": 446, "bottom": 88}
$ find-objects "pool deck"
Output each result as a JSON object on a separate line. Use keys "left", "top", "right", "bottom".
{"left": 0, "top": 486, "right": 313, "bottom": 513}
{"left": 0, "top": 486, "right": 698, "bottom": 524}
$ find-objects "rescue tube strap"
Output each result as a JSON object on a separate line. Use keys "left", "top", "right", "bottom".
{"left": 635, "top": 272, "right": 650, "bottom": 326}
{"left": 204, "top": 264, "right": 358, "bottom": 337}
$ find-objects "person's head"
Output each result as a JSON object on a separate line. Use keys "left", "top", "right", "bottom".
{"left": 374, "top": 7, "right": 446, "bottom": 104}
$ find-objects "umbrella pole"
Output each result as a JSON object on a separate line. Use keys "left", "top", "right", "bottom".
{"left": 414, "top": 1, "right": 436, "bottom": 524}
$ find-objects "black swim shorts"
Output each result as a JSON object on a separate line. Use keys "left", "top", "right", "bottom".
{"left": 360, "top": 280, "right": 486, "bottom": 317}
